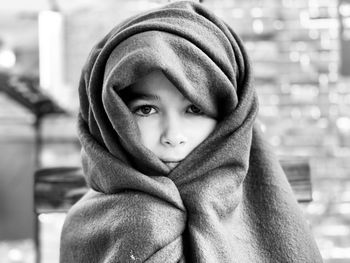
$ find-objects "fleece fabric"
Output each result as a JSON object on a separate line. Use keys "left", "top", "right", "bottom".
{"left": 60, "top": 1, "right": 323, "bottom": 262}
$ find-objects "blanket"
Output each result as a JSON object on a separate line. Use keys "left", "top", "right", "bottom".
{"left": 60, "top": 1, "right": 322, "bottom": 262}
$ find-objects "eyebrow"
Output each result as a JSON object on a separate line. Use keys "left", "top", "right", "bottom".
{"left": 131, "top": 92, "right": 160, "bottom": 101}
{"left": 119, "top": 89, "right": 160, "bottom": 104}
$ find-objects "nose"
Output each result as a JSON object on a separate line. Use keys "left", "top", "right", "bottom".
{"left": 160, "top": 116, "right": 187, "bottom": 147}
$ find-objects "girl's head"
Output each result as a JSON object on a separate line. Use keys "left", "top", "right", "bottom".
{"left": 119, "top": 70, "right": 217, "bottom": 170}
{"left": 79, "top": 1, "right": 256, "bottom": 176}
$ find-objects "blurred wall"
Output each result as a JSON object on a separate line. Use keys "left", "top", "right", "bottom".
{"left": 0, "top": 118, "right": 35, "bottom": 240}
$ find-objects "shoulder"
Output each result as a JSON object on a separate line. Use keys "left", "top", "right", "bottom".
{"left": 60, "top": 189, "right": 185, "bottom": 262}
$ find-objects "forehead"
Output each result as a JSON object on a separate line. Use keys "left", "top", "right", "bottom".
{"left": 132, "top": 70, "right": 174, "bottom": 92}
{"left": 120, "top": 70, "right": 187, "bottom": 102}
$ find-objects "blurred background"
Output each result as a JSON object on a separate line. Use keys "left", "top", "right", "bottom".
{"left": 1, "top": 0, "right": 350, "bottom": 262}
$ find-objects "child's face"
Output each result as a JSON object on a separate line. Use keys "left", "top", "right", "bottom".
{"left": 123, "top": 71, "right": 217, "bottom": 170}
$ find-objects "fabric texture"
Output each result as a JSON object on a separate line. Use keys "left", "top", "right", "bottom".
{"left": 60, "top": 1, "right": 323, "bottom": 262}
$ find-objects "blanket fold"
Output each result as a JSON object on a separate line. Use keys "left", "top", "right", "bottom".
{"left": 60, "top": 1, "right": 322, "bottom": 262}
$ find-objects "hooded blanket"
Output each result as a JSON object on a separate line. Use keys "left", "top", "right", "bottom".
{"left": 60, "top": 1, "right": 322, "bottom": 262}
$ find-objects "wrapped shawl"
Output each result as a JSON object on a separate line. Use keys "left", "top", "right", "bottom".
{"left": 60, "top": 1, "right": 322, "bottom": 262}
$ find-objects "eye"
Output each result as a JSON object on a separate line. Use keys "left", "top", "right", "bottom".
{"left": 187, "top": 104, "right": 203, "bottom": 115}
{"left": 133, "top": 105, "right": 157, "bottom": 116}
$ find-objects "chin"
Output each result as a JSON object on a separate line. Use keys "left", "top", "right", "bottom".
{"left": 163, "top": 162, "right": 180, "bottom": 170}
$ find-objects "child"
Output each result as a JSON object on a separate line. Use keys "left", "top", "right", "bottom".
{"left": 60, "top": 1, "right": 322, "bottom": 262}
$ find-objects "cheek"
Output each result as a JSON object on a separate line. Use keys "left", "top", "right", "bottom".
{"left": 186, "top": 118, "right": 217, "bottom": 147}
{"left": 135, "top": 117, "right": 160, "bottom": 150}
